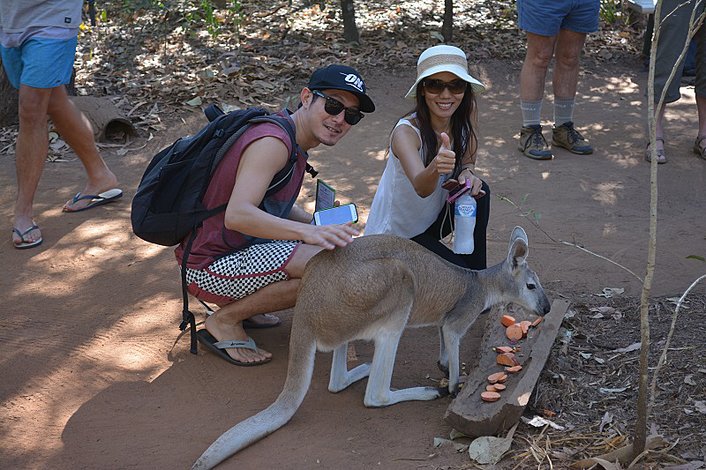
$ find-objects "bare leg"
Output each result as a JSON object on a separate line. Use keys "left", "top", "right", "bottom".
{"left": 12, "top": 85, "right": 52, "bottom": 245}
{"left": 518, "top": 32, "right": 557, "bottom": 158}
{"left": 520, "top": 32, "right": 557, "bottom": 102}
{"left": 654, "top": 104, "right": 666, "bottom": 153}
{"left": 204, "top": 244, "right": 323, "bottom": 364}
{"left": 697, "top": 94, "right": 706, "bottom": 137}
{"left": 694, "top": 94, "right": 706, "bottom": 157}
{"left": 552, "top": 29, "right": 587, "bottom": 101}
{"left": 46, "top": 86, "right": 119, "bottom": 211}
{"left": 204, "top": 279, "right": 300, "bottom": 364}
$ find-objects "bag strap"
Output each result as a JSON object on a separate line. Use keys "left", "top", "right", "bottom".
{"left": 205, "top": 105, "right": 317, "bottom": 191}
{"left": 249, "top": 114, "right": 319, "bottom": 196}
{"left": 204, "top": 103, "right": 224, "bottom": 122}
{"left": 180, "top": 230, "right": 198, "bottom": 354}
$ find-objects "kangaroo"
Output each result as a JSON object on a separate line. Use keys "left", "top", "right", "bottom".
{"left": 192, "top": 226, "right": 551, "bottom": 469}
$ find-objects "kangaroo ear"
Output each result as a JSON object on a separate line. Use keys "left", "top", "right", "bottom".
{"left": 510, "top": 226, "right": 528, "bottom": 246}
{"left": 507, "top": 227, "right": 529, "bottom": 268}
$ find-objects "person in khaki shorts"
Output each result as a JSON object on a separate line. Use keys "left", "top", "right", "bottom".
{"left": 646, "top": 0, "right": 706, "bottom": 164}
{"left": 516, "top": 0, "right": 599, "bottom": 160}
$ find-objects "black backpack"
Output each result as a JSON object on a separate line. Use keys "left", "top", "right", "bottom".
{"left": 131, "top": 104, "right": 316, "bottom": 353}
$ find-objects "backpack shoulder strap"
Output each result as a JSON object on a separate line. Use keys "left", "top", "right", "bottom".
{"left": 247, "top": 114, "right": 308, "bottom": 197}
{"left": 204, "top": 104, "right": 225, "bottom": 122}
{"left": 251, "top": 114, "right": 318, "bottom": 194}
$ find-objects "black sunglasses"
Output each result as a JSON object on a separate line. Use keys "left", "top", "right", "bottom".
{"left": 312, "top": 90, "right": 364, "bottom": 126}
{"left": 422, "top": 78, "right": 468, "bottom": 95}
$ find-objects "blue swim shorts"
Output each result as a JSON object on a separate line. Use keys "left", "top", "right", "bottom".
{"left": 518, "top": 0, "right": 600, "bottom": 36}
{"left": 0, "top": 36, "right": 78, "bottom": 89}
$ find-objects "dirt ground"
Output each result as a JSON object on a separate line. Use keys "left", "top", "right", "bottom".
{"left": 1, "top": 58, "right": 705, "bottom": 470}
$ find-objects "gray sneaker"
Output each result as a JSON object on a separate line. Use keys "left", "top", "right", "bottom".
{"left": 552, "top": 121, "right": 593, "bottom": 154}
{"left": 518, "top": 125, "right": 553, "bottom": 160}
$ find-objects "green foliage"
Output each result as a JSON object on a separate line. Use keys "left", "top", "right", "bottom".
{"left": 102, "top": 0, "right": 243, "bottom": 39}
{"left": 498, "top": 193, "right": 542, "bottom": 225}
{"left": 600, "top": 0, "right": 625, "bottom": 25}
{"left": 180, "top": 0, "right": 243, "bottom": 38}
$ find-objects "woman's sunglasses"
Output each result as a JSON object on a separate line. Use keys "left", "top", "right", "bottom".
{"left": 312, "top": 90, "right": 364, "bottom": 126}
{"left": 422, "top": 78, "right": 468, "bottom": 95}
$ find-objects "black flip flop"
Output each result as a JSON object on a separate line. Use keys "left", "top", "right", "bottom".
{"left": 12, "top": 224, "right": 43, "bottom": 249}
{"left": 63, "top": 188, "right": 123, "bottom": 212}
{"left": 195, "top": 329, "right": 271, "bottom": 366}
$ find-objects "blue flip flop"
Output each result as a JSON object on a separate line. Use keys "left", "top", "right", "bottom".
{"left": 63, "top": 188, "right": 123, "bottom": 213}
{"left": 12, "top": 224, "right": 43, "bottom": 249}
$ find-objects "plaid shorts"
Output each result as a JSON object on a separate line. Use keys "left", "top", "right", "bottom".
{"left": 186, "top": 240, "right": 300, "bottom": 304}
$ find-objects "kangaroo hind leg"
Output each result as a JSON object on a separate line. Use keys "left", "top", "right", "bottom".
{"left": 437, "top": 326, "right": 449, "bottom": 376}
{"left": 441, "top": 325, "right": 462, "bottom": 396}
{"left": 328, "top": 342, "right": 371, "bottom": 393}
{"left": 363, "top": 330, "right": 447, "bottom": 408}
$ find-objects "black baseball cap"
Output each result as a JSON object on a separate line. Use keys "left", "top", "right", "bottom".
{"left": 307, "top": 64, "right": 375, "bottom": 113}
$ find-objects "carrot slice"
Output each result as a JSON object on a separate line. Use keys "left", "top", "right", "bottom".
{"left": 493, "top": 346, "right": 515, "bottom": 354}
{"left": 531, "top": 316, "right": 544, "bottom": 327}
{"left": 505, "top": 365, "right": 523, "bottom": 373}
{"left": 506, "top": 323, "right": 524, "bottom": 341}
{"left": 493, "top": 383, "right": 507, "bottom": 391}
{"left": 520, "top": 320, "right": 532, "bottom": 335}
{"left": 487, "top": 372, "right": 507, "bottom": 384}
{"left": 500, "top": 314, "right": 516, "bottom": 327}
{"left": 496, "top": 352, "right": 519, "bottom": 367}
{"left": 481, "top": 391, "right": 501, "bottom": 402}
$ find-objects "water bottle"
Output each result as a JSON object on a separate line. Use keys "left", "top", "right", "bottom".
{"left": 453, "top": 193, "right": 476, "bottom": 254}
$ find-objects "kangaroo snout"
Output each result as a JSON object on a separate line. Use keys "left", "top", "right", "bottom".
{"left": 538, "top": 294, "right": 551, "bottom": 316}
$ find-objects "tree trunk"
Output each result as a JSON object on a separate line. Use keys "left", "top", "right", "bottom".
{"left": 442, "top": 0, "right": 453, "bottom": 42}
{"left": 635, "top": 0, "right": 703, "bottom": 461}
{"left": 341, "top": 0, "right": 359, "bottom": 43}
{"left": 0, "top": 57, "right": 19, "bottom": 127}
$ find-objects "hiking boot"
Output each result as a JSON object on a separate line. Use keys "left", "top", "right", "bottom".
{"left": 518, "top": 125, "right": 553, "bottom": 160}
{"left": 552, "top": 121, "right": 593, "bottom": 155}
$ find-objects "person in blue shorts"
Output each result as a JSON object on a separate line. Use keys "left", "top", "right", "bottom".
{"left": 516, "top": 0, "right": 600, "bottom": 160}
{"left": 1, "top": 1, "right": 121, "bottom": 249}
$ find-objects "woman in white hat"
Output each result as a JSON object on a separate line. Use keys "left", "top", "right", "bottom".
{"left": 365, "top": 45, "right": 491, "bottom": 269}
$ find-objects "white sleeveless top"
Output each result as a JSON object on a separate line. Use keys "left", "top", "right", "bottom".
{"left": 364, "top": 116, "right": 446, "bottom": 238}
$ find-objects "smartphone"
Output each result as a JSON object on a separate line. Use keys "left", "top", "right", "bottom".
{"left": 447, "top": 179, "right": 472, "bottom": 203}
{"left": 315, "top": 179, "right": 336, "bottom": 212}
{"left": 441, "top": 179, "right": 459, "bottom": 191}
{"left": 313, "top": 203, "right": 358, "bottom": 226}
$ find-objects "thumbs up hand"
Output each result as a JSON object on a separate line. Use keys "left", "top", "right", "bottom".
{"left": 433, "top": 132, "right": 456, "bottom": 175}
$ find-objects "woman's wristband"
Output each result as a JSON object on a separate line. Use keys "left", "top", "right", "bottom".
{"left": 461, "top": 166, "right": 475, "bottom": 176}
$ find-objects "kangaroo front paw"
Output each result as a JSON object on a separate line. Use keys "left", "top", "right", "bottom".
{"left": 449, "top": 385, "right": 460, "bottom": 398}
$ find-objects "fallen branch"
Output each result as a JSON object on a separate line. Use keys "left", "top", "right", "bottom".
{"left": 570, "top": 435, "right": 668, "bottom": 469}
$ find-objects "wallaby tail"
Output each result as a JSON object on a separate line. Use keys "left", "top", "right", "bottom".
{"left": 192, "top": 326, "right": 317, "bottom": 470}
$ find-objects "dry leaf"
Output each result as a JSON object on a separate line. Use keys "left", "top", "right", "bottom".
{"left": 185, "top": 97, "right": 202, "bottom": 107}
{"left": 467, "top": 424, "right": 517, "bottom": 465}
{"left": 521, "top": 415, "right": 565, "bottom": 430}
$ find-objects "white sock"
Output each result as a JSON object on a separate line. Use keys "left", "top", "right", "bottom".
{"left": 520, "top": 100, "right": 542, "bottom": 127}
{"left": 554, "top": 98, "right": 575, "bottom": 127}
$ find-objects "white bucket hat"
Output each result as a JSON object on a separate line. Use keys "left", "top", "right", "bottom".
{"left": 405, "top": 45, "right": 485, "bottom": 100}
